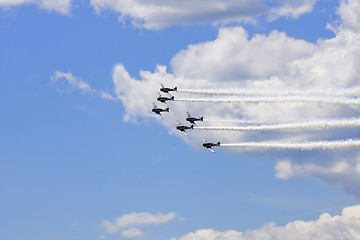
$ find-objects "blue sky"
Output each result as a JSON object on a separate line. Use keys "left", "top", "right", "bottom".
{"left": 1, "top": 0, "right": 360, "bottom": 239}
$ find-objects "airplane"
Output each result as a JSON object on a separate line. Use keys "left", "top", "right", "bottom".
{"left": 186, "top": 111, "right": 203, "bottom": 124}
{"left": 152, "top": 102, "right": 169, "bottom": 118}
{"left": 160, "top": 84, "right": 177, "bottom": 93}
{"left": 157, "top": 92, "right": 174, "bottom": 103}
{"left": 176, "top": 121, "right": 193, "bottom": 136}
{"left": 202, "top": 138, "right": 220, "bottom": 153}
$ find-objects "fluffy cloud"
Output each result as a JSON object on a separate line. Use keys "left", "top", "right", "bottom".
{"left": 171, "top": 205, "right": 360, "bottom": 240}
{"left": 111, "top": 0, "right": 360, "bottom": 197}
{"left": 101, "top": 212, "right": 177, "bottom": 238}
{"left": 338, "top": 0, "right": 360, "bottom": 31}
{"left": 90, "top": 0, "right": 317, "bottom": 29}
{"left": 171, "top": 27, "right": 316, "bottom": 81}
{"left": 112, "top": 24, "right": 360, "bottom": 125}
{"left": 112, "top": 28, "right": 325, "bottom": 125}
{"left": 275, "top": 152, "right": 360, "bottom": 197}
{"left": 0, "top": 0, "right": 72, "bottom": 14}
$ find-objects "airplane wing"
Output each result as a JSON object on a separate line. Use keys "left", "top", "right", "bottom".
{"left": 208, "top": 148, "right": 215, "bottom": 153}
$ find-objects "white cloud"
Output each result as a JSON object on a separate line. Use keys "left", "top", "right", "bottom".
{"left": 121, "top": 228, "right": 144, "bottom": 239}
{"left": 268, "top": 0, "right": 317, "bottom": 20}
{"left": 111, "top": 0, "right": 360, "bottom": 197}
{"left": 102, "top": 212, "right": 177, "bottom": 232}
{"left": 338, "top": 0, "right": 360, "bottom": 31}
{"left": 275, "top": 153, "right": 360, "bottom": 197}
{"left": 51, "top": 71, "right": 94, "bottom": 94}
{"left": 101, "top": 212, "right": 177, "bottom": 238}
{"left": 50, "top": 71, "right": 115, "bottom": 101}
{"left": 99, "top": 91, "right": 116, "bottom": 101}
{"left": 112, "top": 64, "right": 177, "bottom": 121}
{"left": 90, "top": 0, "right": 317, "bottom": 29}
{"left": 172, "top": 205, "right": 360, "bottom": 240}
{"left": 0, "top": 0, "right": 72, "bottom": 14}
{"left": 112, "top": 25, "right": 357, "bottom": 127}
{"left": 171, "top": 27, "right": 316, "bottom": 81}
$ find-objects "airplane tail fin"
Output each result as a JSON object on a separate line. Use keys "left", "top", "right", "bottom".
{"left": 152, "top": 102, "right": 156, "bottom": 108}
{"left": 166, "top": 108, "right": 169, "bottom": 112}
{"left": 187, "top": 111, "right": 191, "bottom": 117}
{"left": 200, "top": 117, "right": 204, "bottom": 121}
{"left": 191, "top": 125, "right": 194, "bottom": 129}
{"left": 161, "top": 83, "right": 164, "bottom": 88}
{"left": 174, "top": 87, "right": 177, "bottom": 91}
{"left": 217, "top": 142, "right": 220, "bottom": 146}
{"left": 171, "top": 96, "right": 175, "bottom": 101}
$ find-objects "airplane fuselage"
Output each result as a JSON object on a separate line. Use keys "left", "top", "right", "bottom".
{"left": 157, "top": 96, "right": 174, "bottom": 103}
{"left": 152, "top": 108, "right": 169, "bottom": 115}
{"left": 160, "top": 87, "right": 177, "bottom": 93}
{"left": 186, "top": 117, "right": 203, "bottom": 124}
{"left": 177, "top": 125, "right": 192, "bottom": 132}
{"left": 203, "top": 143, "right": 219, "bottom": 148}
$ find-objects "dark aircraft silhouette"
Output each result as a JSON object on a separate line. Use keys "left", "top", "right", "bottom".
{"left": 203, "top": 138, "right": 220, "bottom": 153}
{"left": 152, "top": 102, "right": 169, "bottom": 118}
{"left": 160, "top": 84, "right": 177, "bottom": 93}
{"left": 176, "top": 121, "right": 193, "bottom": 136}
{"left": 186, "top": 111, "right": 203, "bottom": 124}
{"left": 157, "top": 93, "right": 174, "bottom": 103}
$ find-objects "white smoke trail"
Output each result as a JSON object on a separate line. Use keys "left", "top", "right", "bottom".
{"left": 221, "top": 139, "right": 360, "bottom": 150}
{"left": 177, "top": 87, "right": 360, "bottom": 97}
{"left": 203, "top": 118, "right": 261, "bottom": 124}
{"left": 175, "top": 96, "right": 360, "bottom": 105}
{"left": 194, "top": 118, "right": 360, "bottom": 131}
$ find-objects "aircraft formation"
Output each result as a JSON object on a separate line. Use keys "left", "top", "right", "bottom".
{"left": 152, "top": 84, "right": 221, "bottom": 152}
{"left": 152, "top": 84, "right": 360, "bottom": 153}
